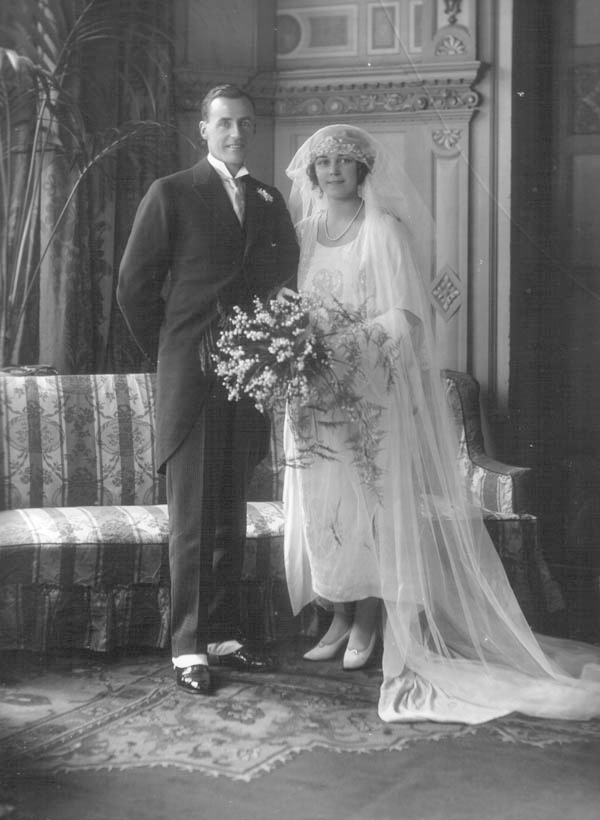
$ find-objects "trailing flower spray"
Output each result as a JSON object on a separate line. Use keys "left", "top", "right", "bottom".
{"left": 212, "top": 292, "right": 402, "bottom": 496}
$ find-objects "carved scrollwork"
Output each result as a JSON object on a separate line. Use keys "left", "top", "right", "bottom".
{"left": 303, "top": 97, "right": 324, "bottom": 116}
{"left": 324, "top": 96, "right": 348, "bottom": 115}
{"left": 174, "top": 70, "right": 481, "bottom": 121}
{"left": 273, "top": 83, "right": 479, "bottom": 118}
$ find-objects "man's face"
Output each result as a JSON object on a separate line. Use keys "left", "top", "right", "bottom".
{"left": 199, "top": 95, "right": 256, "bottom": 174}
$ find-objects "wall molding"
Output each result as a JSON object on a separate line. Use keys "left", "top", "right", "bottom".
{"left": 175, "top": 63, "right": 482, "bottom": 123}
{"left": 273, "top": 75, "right": 480, "bottom": 120}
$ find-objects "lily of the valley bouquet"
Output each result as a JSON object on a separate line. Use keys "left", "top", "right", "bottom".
{"left": 212, "top": 293, "right": 400, "bottom": 490}
{"left": 212, "top": 293, "right": 331, "bottom": 414}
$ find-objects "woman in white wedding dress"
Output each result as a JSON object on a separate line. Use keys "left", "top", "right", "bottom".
{"left": 283, "top": 124, "right": 600, "bottom": 724}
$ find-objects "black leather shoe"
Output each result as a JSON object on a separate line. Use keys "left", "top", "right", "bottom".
{"left": 217, "top": 646, "right": 275, "bottom": 672}
{"left": 176, "top": 664, "right": 212, "bottom": 695}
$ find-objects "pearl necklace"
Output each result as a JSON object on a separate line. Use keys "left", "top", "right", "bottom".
{"left": 324, "top": 199, "right": 364, "bottom": 242}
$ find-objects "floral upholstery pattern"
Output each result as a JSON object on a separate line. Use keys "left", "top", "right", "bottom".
{"left": 0, "top": 370, "right": 564, "bottom": 653}
{"left": 0, "top": 373, "right": 165, "bottom": 509}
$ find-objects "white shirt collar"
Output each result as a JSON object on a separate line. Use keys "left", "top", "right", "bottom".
{"left": 207, "top": 153, "right": 249, "bottom": 181}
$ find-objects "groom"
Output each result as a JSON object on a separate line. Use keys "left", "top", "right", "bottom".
{"left": 118, "top": 84, "right": 298, "bottom": 694}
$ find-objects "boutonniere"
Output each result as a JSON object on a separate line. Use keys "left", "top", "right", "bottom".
{"left": 257, "top": 187, "right": 274, "bottom": 203}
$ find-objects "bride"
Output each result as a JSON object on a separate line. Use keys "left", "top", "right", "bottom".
{"left": 282, "top": 123, "right": 600, "bottom": 724}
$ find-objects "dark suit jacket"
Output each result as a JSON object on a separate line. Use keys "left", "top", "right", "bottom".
{"left": 117, "top": 159, "right": 299, "bottom": 469}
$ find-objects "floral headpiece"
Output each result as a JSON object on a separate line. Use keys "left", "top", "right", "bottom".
{"left": 308, "top": 132, "right": 375, "bottom": 169}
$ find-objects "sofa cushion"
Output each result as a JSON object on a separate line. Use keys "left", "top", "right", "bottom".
{"left": 0, "top": 500, "right": 286, "bottom": 587}
{"left": 0, "top": 505, "right": 170, "bottom": 587}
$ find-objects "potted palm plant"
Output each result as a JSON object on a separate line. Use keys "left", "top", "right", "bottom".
{"left": 0, "top": 0, "right": 174, "bottom": 368}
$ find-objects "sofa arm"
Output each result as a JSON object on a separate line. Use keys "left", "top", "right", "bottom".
{"left": 469, "top": 453, "right": 532, "bottom": 516}
{"left": 443, "top": 370, "right": 533, "bottom": 516}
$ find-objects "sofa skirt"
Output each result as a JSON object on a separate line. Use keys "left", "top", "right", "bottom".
{"left": 0, "top": 504, "right": 564, "bottom": 653}
{"left": 0, "top": 502, "right": 302, "bottom": 653}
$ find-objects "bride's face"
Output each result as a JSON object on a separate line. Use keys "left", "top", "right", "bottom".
{"left": 314, "top": 153, "right": 359, "bottom": 200}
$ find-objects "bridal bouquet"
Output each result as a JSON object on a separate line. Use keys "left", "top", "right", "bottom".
{"left": 212, "top": 293, "right": 401, "bottom": 492}
{"left": 212, "top": 293, "right": 332, "bottom": 414}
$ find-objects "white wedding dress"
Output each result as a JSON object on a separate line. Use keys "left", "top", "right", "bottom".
{"left": 284, "top": 213, "right": 600, "bottom": 725}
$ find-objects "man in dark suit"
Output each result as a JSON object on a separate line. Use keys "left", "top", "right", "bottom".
{"left": 117, "top": 84, "right": 298, "bottom": 694}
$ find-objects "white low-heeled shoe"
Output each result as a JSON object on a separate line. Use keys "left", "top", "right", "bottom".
{"left": 303, "top": 629, "right": 351, "bottom": 661}
{"left": 342, "top": 631, "right": 377, "bottom": 670}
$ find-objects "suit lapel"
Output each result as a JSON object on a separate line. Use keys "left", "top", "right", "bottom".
{"left": 190, "top": 164, "right": 276, "bottom": 260}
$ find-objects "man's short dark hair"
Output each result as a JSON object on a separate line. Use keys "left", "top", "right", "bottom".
{"left": 200, "top": 84, "right": 256, "bottom": 121}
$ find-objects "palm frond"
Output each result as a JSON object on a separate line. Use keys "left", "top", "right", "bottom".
{"left": 0, "top": 0, "right": 174, "bottom": 365}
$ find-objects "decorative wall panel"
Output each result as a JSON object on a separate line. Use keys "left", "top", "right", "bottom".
{"left": 276, "top": 5, "right": 358, "bottom": 59}
{"left": 367, "top": 3, "right": 404, "bottom": 55}
{"left": 574, "top": 65, "right": 600, "bottom": 134}
{"left": 572, "top": 154, "right": 600, "bottom": 267}
{"left": 574, "top": 0, "right": 600, "bottom": 45}
{"left": 276, "top": 0, "right": 438, "bottom": 68}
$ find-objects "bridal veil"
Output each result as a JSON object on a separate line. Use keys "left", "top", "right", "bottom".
{"left": 284, "top": 124, "right": 600, "bottom": 724}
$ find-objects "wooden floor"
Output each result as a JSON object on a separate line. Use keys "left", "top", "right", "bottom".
{"left": 2, "top": 636, "right": 600, "bottom": 820}
{"left": 4, "top": 733, "right": 600, "bottom": 820}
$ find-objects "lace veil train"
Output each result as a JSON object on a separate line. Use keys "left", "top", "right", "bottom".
{"left": 285, "top": 124, "right": 600, "bottom": 724}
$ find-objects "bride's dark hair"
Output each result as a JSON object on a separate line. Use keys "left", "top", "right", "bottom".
{"left": 307, "top": 158, "right": 370, "bottom": 188}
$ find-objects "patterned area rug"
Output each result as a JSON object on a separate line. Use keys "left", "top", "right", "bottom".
{"left": 1, "top": 647, "right": 599, "bottom": 782}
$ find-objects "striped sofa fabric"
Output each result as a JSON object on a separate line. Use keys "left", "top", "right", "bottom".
{"left": 0, "top": 371, "right": 564, "bottom": 653}
{"left": 0, "top": 373, "right": 289, "bottom": 652}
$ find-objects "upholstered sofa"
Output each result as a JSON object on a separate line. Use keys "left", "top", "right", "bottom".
{"left": 0, "top": 369, "right": 564, "bottom": 654}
